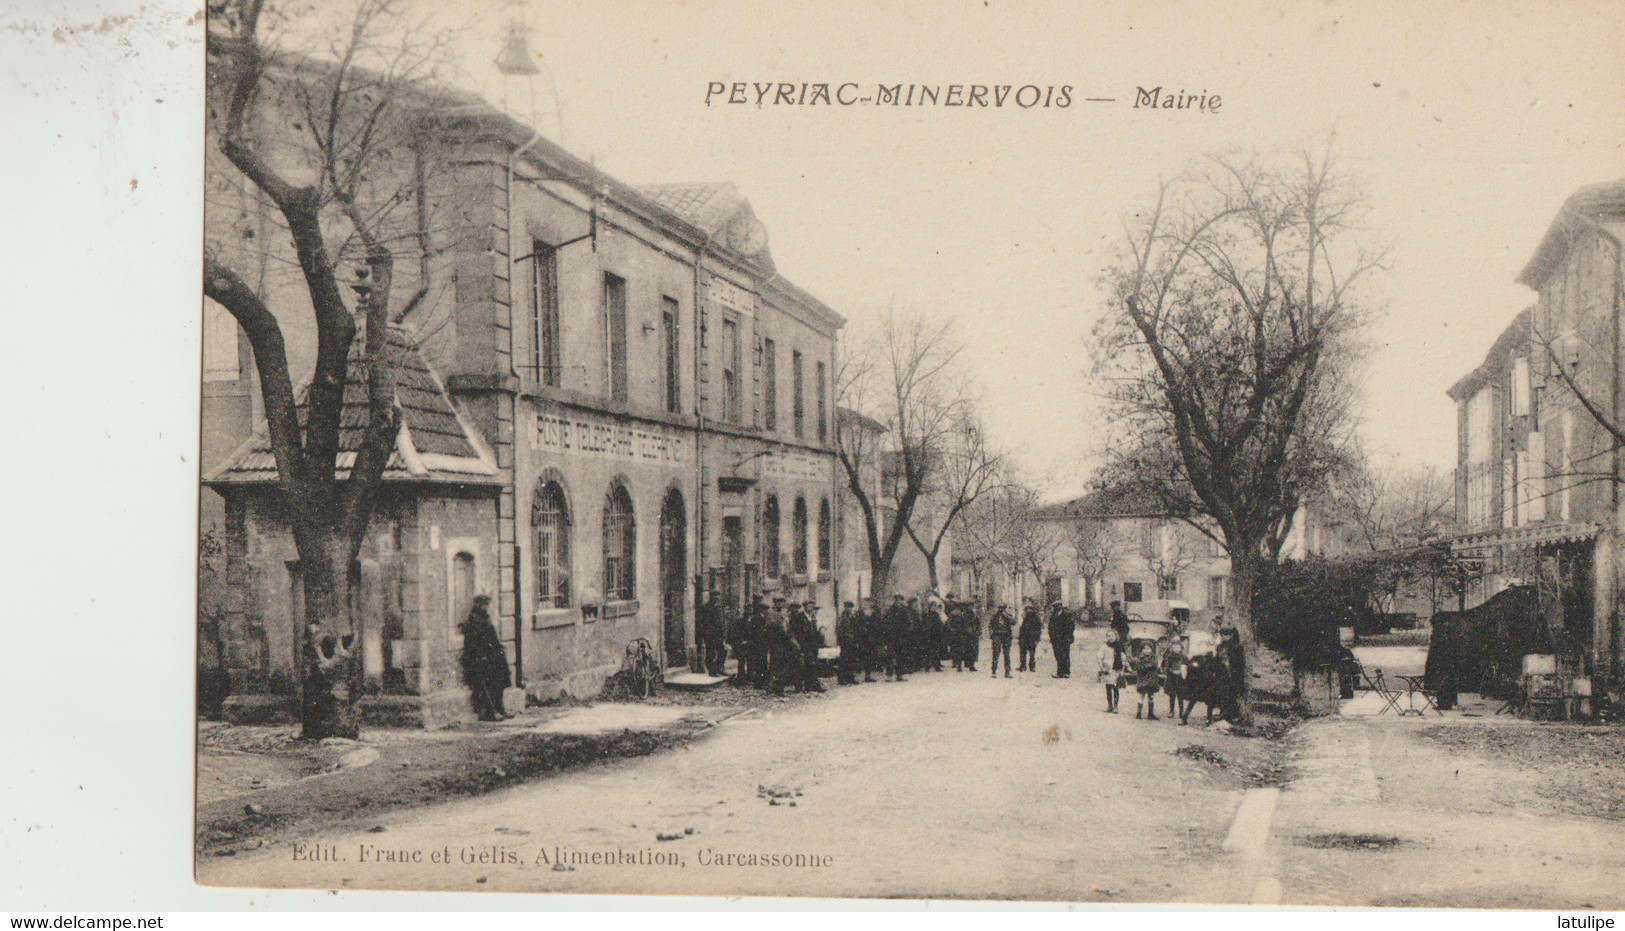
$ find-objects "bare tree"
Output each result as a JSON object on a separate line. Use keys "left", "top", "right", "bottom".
{"left": 204, "top": 0, "right": 454, "bottom": 738}
{"left": 1146, "top": 520, "right": 1200, "bottom": 599}
{"left": 905, "top": 410, "right": 1003, "bottom": 592}
{"left": 1069, "top": 517, "right": 1126, "bottom": 609}
{"left": 1094, "top": 152, "right": 1380, "bottom": 715}
{"left": 837, "top": 312, "right": 966, "bottom": 600}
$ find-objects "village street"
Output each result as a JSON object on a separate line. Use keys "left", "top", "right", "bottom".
{"left": 197, "top": 630, "right": 1625, "bottom": 906}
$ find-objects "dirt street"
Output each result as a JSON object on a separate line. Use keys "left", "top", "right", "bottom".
{"left": 198, "top": 634, "right": 1278, "bottom": 902}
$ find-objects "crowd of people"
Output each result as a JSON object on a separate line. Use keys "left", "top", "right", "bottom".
{"left": 689, "top": 589, "right": 1101, "bottom": 694}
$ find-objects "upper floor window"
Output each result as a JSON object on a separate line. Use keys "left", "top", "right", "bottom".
{"left": 722, "top": 317, "right": 741, "bottom": 424}
{"left": 604, "top": 273, "right": 628, "bottom": 402}
{"left": 603, "top": 482, "right": 636, "bottom": 601}
{"left": 762, "top": 337, "right": 778, "bottom": 431}
{"left": 792, "top": 350, "right": 805, "bottom": 439}
{"left": 531, "top": 241, "right": 560, "bottom": 387}
{"left": 661, "top": 297, "right": 681, "bottom": 414}
{"left": 816, "top": 360, "right": 828, "bottom": 444}
{"left": 1511, "top": 355, "right": 1531, "bottom": 418}
{"left": 533, "top": 480, "right": 571, "bottom": 609}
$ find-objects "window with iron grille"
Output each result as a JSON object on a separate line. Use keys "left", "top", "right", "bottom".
{"left": 534, "top": 481, "right": 571, "bottom": 608}
{"left": 792, "top": 496, "right": 809, "bottom": 575}
{"left": 603, "top": 483, "right": 636, "bottom": 601}
{"left": 762, "top": 495, "right": 781, "bottom": 579}
{"left": 818, "top": 498, "right": 832, "bottom": 574}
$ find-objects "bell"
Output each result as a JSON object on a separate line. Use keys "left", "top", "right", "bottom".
{"left": 495, "top": 25, "right": 540, "bottom": 76}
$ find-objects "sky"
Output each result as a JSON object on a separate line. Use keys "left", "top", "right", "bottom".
{"left": 327, "top": 0, "right": 1624, "bottom": 497}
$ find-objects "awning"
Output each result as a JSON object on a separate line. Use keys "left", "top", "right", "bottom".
{"left": 1447, "top": 522, "right": 1601, "bottom": 554}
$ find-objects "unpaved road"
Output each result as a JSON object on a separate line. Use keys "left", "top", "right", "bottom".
{"left": 198, "top": 636, "right": 1272, "bottom": 902}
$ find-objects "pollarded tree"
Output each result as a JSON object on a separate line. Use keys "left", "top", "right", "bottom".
{"left": 204, "top": 0, "right": 457, "bottom": 738}
{"left": 1094, "top": 152, "right": 1381, "bottom": 716}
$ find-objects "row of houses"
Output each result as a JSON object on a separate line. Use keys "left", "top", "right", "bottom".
{"left": 200, "top": 52, "right": 864, "bottom": 724}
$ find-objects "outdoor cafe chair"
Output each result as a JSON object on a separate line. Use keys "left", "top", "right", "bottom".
{"left": 1358, "top": 664, "right": 1406, "bottom": 716}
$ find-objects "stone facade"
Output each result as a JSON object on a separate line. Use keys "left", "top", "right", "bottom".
{"left": 200, "top": 59, "right": 844, "bottom": 722}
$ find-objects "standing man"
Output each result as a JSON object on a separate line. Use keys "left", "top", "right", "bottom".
{"left": 696, "top": 588, "right": 725, "bottom": 677}
{"left": 459, "top": 594, "right": 510, "bottom": 721}
{"left": 856, "top": 597, "right": 880, "bottom": 682}
{"left": 1216, "top": 624, "right": 1246, "bottom": 721}
{"left": 1048, "top": 600, "right": 1075, "bottom": 678}
{"left": 735, "top": 593, "right": 767, "bottom": 687}
{"left": 883, "top": 594, "right": 912, "bottom": 682}
{"left": 835, "top": 600, "right": 859, "bottom": 685}
{"left": 988, "top": 603, "right": 1015, "bottom": 678}
{"left": 1110, "top": 600, "right": 1131, "bottom": 646}
{"left": 922, "top": 598, "right": 946, "bottom": 671}
{"left": 764, "top": 596, "right": 796, "bottom": 695}
{"left": 1017, "top": 598, "right": 1043, "bottom": 672}
{"left": 791, "top": 599, "right": 827, "bottom": 693}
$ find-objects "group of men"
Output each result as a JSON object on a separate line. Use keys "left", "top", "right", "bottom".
{"left": 695, "top": 590, "right": 827, "bottom": 695}
{"left": 692, "top": 587, "right": 1089, "bottom": 691}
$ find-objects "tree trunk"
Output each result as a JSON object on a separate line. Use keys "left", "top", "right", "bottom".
{"left": 1226, "top": 542, "right": 1265, "bottom": 723}
{"left": 294, "top": 522, "right": 362, "bottom": 740}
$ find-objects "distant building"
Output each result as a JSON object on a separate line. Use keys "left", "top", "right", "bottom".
{"left": 1446, "top": 180, "right": 1625, "bottom": 689}
{"left": 1029, "top": 485, "right": 1235, "bottom": 624}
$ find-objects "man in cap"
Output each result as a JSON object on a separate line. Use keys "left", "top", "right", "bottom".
{"left": 835, "top": 600, "right": 859, "bottom": 685}
{"left": 790, "top": 599, "right": 827, "bottom": 692}
{"left": 988, "top": 603, "right": 1015, "bottom": 678}
{"left": 1048, "top": 600, "right": 1075, "bottom": 678}
{"left": 695, "top": 587, "right": 725, "bottom": 677}
{"left": 764, "top": 596, "right": 797, "bottom": 695}
{"left": 883, "top": 594, "right": 912, "bottom": 682}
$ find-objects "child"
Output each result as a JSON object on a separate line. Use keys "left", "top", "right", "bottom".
{"left": 1130, "top": 640, "right": 1161, "bottom": 720}
{"left": 1097, "top": 630, "right": 1124, "bottom": 712}
{"left": 1160, "top": 638, "right": 1187, "bottom": 718}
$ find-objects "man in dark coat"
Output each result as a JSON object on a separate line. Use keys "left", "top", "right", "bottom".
{"left": 789, "top": 599, "right": 826, "bottom": 692}
{"left": 459, "top": 594, "right": 510, "bottom": 721}
{"left": 988, "top": 604, "right": 1015, "bottom": 677}
{"left": 1216, "top": 625, "right": 1246, "bottom": 720}
{"left": 949, "top": 597, "right": 975, "bottom": 672}
{"left": 732, "top": 594, "right": 764, "bottom": 687}
{"left": 1109, "top": 600, "right": 1131, "bottom": 645}
{"left": 696, "top": 588, "right": 725, "bottom": 676}
{"left": 855, "top": 598, "right": 880, "bottom": 682}
{"left": 883, "top": 594, "right": 912, "bottom": 681}
{"left": 946, "top": 595, "right": 967, "bottom": 670}
{"left": 764, "top": 596, "right": 798, "bottom": 695}
{"left": 921, "top": 599, "right": 946, "bottom": 671}
{"left": 835, "top": 601, "right": 859, "bottom": 685}
{"left": 1048, "top": 601, "right": 1075, "bottom": 678}
{"left": 1018, "top": 598, "right": 1043, "bottom": 672}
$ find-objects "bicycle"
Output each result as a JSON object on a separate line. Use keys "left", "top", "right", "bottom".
{"left": 622, "top": 637, "right": 659, "bottom": 699}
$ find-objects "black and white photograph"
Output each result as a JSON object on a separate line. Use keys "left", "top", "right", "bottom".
{"left": 6, "top": 0, "right": 1625, "bottom": 918}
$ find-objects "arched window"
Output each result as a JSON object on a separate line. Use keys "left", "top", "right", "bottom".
{"left": 533, "top": 480, "right": 571, "bottom": 608}
{"left": 762, "top": 495, "right": 781, "bottom": 579}
{"left": 792, "top": 496, "right": 809, "bottom": 576}
{"left": 603, "top": 483, "right": 636, "bottom": 601}
{"left": 818, "top": 498, "right": 832, "bottom": 576}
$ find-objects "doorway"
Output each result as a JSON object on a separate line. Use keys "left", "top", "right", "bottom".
{"left": 660, "top": 490, "right": 687, "bottom": 668}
